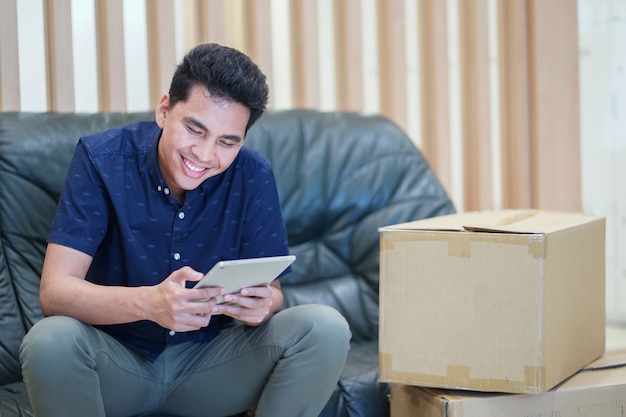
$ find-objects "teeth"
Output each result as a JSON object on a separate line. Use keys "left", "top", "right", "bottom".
{"left": 184, "top": 158, "right": 205, "bottom": 172}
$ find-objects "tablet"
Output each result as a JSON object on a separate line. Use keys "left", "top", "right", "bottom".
{"left": 193, "top": 255, "right": 296, "bottom": 303}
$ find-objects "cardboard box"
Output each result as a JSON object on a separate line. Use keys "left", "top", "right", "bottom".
{"left": 390, "top": 351, "right": 626, "bottom": 417}
{"left": 379, "top": 210, "right": 605, "bottom": 394}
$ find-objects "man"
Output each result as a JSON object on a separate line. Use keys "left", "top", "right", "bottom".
{"left": 20, "top": 43, "right": 350, "bottom": 417}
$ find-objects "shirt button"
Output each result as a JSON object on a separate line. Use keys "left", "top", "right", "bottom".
{"left": 164, "top": 188, "right": 170, "bottom": 195}
{"left": 157, "top": 185, "right": 162, "bottom": 192}
{"left": 178, "top": 212, "right": 185, "bottom": 219}
{"left": 173, "top": 252, "right": 181, "bottom": 261}
{"left": 169, "top": 330, "right": 176, "bottom": 336}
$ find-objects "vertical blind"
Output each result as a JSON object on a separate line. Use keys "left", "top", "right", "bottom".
{"left": 0, "top": 0, "right": 582, "bottom": 213}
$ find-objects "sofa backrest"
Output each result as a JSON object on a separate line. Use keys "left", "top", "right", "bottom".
{"left": 0, "top": 112, "right": 153, "bottom": 385}
{"left": 245, "top": 110, "right": 455, "bottom": 341}
{"left": 0, "top": 110, "right": 454, "bottom": 385}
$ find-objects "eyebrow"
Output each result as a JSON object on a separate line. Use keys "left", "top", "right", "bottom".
{"left": 183, "top": 117, "right": 243, "bottom": 143}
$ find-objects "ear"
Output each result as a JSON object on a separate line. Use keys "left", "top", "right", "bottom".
{"left": 155, "top": 94, "right": 170, "bottom": 128}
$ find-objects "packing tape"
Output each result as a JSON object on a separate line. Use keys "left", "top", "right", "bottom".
{"left": 448, "top": 239, "right": 471, "bottom": 258}
{"left": 379, "top": 352, "right": 546, "bottom": 394}
{"left": 379, "top": 231, "right": 396, "bottom": 252}
{"left": 527, "top": 235, "right": 545, "bottom": 260}
{"left": 380, "top": 229, "right": 545, "bottom": 261}
{"left": 495, "top": 210, "right": 539, "bottom": 226}
{"left": 391, "top": 384, "right": 449, "bottom": 415}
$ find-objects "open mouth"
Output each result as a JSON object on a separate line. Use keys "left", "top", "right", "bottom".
{"left": 183, "top": 157, "right": 206, "bottom": 172}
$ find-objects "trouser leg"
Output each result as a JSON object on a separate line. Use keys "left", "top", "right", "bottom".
{"left": 20, "top": 316, "right": 160, "bottom": 417}
{"left": 253, "top": 304, "right": 351, "bottom": 417}
{"left": 159, "top": 304, "right": 351, "bottom": 417}
{"left": 20, "top": 304, "right": 351, "bottom": 417}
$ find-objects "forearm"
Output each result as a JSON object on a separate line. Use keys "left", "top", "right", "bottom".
{"left": 40, "top": 275, "right": 151, "bottom": 325}
{"left": 40, "top": 245, "right": 222, "bottom": 332}
{"left": 268, "top": 284, "right": 284, "bottom": 317}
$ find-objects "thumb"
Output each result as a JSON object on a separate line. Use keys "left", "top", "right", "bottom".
{"left": 171, "top": 266, "right": 204, "bottom": 285}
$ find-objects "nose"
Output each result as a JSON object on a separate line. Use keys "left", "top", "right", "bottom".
{"left": 193, "top": 140, "right": 218, "bottom": 165}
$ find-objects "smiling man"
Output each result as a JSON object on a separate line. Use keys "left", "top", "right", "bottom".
{"left": 156, "top": 84, "right": 249, "bottom": 203}
{"left": 20, "top": 43, "right": 350, "bottom": 417}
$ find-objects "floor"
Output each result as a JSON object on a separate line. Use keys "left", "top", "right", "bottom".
{"left": 606, "top": 324, "right": 626, "bottom": 351}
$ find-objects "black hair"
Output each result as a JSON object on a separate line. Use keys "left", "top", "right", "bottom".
{"left": 168, "top": 43, "right": 269, "bottom": 132}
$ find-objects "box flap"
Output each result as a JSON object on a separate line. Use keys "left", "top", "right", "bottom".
{"left": 379, "top": 210, "right": 602, "bottom": 235}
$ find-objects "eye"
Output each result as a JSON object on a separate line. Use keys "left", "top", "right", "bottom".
{"left": 185, "top": 124, "right": 202, "bottom": 135}
{"left": 218, "top": 139, "right": 236, "bottom": 148}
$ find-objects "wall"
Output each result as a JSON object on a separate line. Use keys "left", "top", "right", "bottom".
{"left": 579, "top": 0, "right": 626, "bottom": 324}
{"left": 3, "top": 0, "right": 623, "bottom": 321}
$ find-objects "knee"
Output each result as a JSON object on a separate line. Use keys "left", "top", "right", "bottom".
{"left": 20, "top": 316, "right": 89, "bottom": 368}
{"left": 283, "top": 304, "right": 352, "bottom": 356}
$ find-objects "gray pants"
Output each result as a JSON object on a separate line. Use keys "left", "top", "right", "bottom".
{"left": 20, "top": 304, "right": 351, "bottom": 417}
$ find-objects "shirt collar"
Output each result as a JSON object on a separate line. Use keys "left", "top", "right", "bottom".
{"left": 146, "top": 126, "right": 172, "bottom": 197}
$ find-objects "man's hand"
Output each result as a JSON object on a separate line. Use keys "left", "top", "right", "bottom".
{"left": 212, "top": 281, "right": 283, "bottom": 326}
{"left": 149, "top": 266, "right": 224, "bottom": 332}
{"left": 40, "top": 243, "right": 282, "bottom": 331}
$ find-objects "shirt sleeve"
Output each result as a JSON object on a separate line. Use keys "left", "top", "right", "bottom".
{"left": 47, "top": 140, "right": 111, "bottom": 257}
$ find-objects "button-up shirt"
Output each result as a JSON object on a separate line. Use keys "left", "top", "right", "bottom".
{"left": 48, "top": 120, "right": 290, "bottom": 361}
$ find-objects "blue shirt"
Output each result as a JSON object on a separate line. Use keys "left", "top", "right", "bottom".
{"left": 48, "top": 120, "right": 290, "bottom": 361}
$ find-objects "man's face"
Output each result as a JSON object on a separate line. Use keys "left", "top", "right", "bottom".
{"left": 155, "top": 85, "right": 250, "bottom": 202}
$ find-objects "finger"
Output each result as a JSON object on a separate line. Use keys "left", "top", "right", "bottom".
{"left": 223, "top": 291, "right": 270, "bottom": 309}
{"left": 182, "top": 267, "right": 205, "bottom": 283}
{"left": 189, "top": 286, "right": 224, "bottom": 302}
{"left": 227, "top": 307, "right": 266, "bottom": 326}
{"left": 213, "top": 303, "right": 265, "bottom": 324}
{"left": 239, "top": 285, "right": 271, "bottom": 298}
{"left": 170, "top": 312, "right": 213, "bottom": 332}
{"left": 170, "top": 266, "right": 203, "bottom": 285}
{"left": 188, "top": 298, "right": 219, "bottom": 315}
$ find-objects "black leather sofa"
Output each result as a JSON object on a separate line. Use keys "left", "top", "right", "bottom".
{"left": 0, "top": 109, "right": 455, "bottom": 417}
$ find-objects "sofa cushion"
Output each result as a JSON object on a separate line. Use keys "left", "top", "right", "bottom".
{"left": 0, "top": 382, "right": 33, "bottom": 417}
